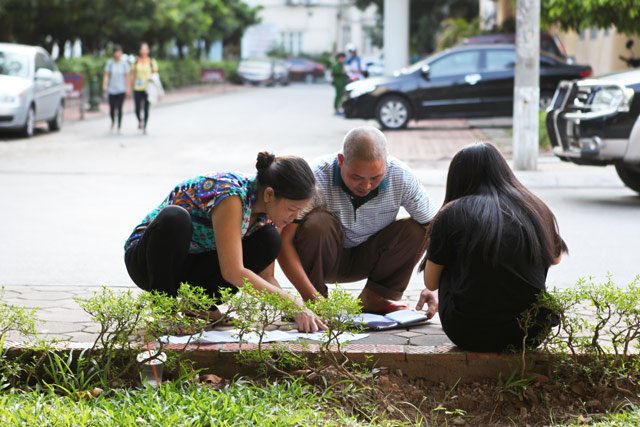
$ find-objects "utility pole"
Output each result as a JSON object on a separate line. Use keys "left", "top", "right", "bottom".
{"left": 512, "top": 0, "right": 540, "bottom": 171}
{"left": 383, "top": 0, "right": 409, "bottom": 74}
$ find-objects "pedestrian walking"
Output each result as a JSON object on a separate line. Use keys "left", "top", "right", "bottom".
{"left": 102, "top": 45, "right": 130, "bottom": 133}
{"left": 278, "top": 126, "right": 439, "bottom": 316}
{"left": 331, "top": 52, "right": 347, "bottom": 116}
{"left": 131, "top": 42, "right": 158, "bottom": 134}
{"left": 123, "top": 152, "right": 327, "bottom": 333}
{"left": 416, "top": 142, "right": 568, "bottom": 352}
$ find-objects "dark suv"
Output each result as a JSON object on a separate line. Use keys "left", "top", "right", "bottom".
{"left": 546, "top": 69, "right": 640, "bottom": 193}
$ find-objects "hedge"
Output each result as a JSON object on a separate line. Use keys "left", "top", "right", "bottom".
{"left": 55, "top": 56, "right": 238, "bottom": 93}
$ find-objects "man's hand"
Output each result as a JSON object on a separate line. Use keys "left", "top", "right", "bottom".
{"left": 293, "top": 307, "right": 327, "bottom": 333}
{"left": 416, "top": 288, "right": 438, "bottom": 319}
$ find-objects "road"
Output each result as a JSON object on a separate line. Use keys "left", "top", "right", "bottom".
{"left": 0, "top": 84, "right": 638, "bottom": 292}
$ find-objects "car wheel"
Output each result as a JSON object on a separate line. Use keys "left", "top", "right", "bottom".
{"left": 539, "top": 92, "right": 554, "bottom": 110}
{"left": 21, "top": 105, "right": 35, "bottom": 138}
{"left": 376, "top": 96, "right": 411, "bottom": 130}
{"left": 304, "top": 73, "right": 315, "bottom": 84}
{"left": 48, "top": 102, "right": 64, "bottom": 131}
{"left": 614, "top": 162, "right": 640, "bottom": 194}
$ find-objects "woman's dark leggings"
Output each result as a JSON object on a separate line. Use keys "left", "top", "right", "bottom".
{"left": 133, "top": 90, "right": 150, "bottom": 128}
{"left": 124, "top": 205, "right": 282, "bottom": 299}
{"left": 108, "top": 93, "right": 125, "bottom": 128}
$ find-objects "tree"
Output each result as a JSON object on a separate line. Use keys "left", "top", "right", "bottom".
{"left": 0, "top": 0, "right": 260, "bottom": 58}
{"left": 355, "top": 0, "right": 478, "bottom": 55}
{"left": 541, "top": 0, "right": 640, "bottom": 36}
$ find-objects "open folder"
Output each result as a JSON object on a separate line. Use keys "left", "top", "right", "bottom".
{"left": 350, "top": 309, "right": 429, "bottom": 330}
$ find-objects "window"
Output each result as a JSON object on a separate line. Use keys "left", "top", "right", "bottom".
{"left": 430, "top": 51, "right": 480, "bottom": 77}
{"left": 590, "top": 26, "right": 598, "bottom": 40}
{"left": 485, "top": 49, "right": 515, "bottom": 71}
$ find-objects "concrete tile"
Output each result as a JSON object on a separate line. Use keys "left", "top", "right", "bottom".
{"left": 38, "top": 322, "right": 86, "bottom": 334}
{"left": 394, "top": 331, "right": 424, "bottom": 338}
{"left": 409, "top": 334, "right": 453, "bottom": 347}
{"left": 15, "top": 291, "right": 77, "bottom": 301}
{"left": 35, "top": 308, "right": 92, "bottom": 322}
{"left": 358, "top": 333, "right": 408, "bottom": 346}
{"left": 67, "top": 332, "right": 99, "bottom": 343}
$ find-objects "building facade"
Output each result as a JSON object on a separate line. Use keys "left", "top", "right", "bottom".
{"left": 241, "top": 0, "right": 381, "bottom": 58}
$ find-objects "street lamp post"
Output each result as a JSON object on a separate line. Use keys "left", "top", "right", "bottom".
{"left": 512, "top": 0, "right": 541, "bottom": 171}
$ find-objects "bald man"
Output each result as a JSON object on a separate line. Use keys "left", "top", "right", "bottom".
{"left": 279, "top": 126, "right": 439, "bottom": 316}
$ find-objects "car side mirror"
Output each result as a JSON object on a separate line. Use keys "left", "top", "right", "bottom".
{"left": 420, "top": 64, "right": 430, "bottom": 79}
{"left": 35, "top": 68, "right": 53, "bottom": 80}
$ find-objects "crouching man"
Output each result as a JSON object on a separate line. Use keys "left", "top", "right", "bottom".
{"left": 278, "top": 126, "right": 439, "bottom": 316}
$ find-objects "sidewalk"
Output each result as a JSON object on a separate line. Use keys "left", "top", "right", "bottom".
{"left": 4, "top": 284, "right": 522, "bottom": 383}
{"left": 63, "top": 83, "right": 249, "bottom": 123}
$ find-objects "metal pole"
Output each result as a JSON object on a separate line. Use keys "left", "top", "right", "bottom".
{"left": 512, "top": 0, "right": 540, "bottom": 171}
{"left": 383, "top": 0, "right": 410, "bottom": 74}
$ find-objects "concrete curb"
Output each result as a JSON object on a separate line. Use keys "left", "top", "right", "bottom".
{"left": 4, "top": 339, "right": 540, "bottom": 384}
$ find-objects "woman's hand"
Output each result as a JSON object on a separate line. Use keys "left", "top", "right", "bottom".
{"left": 416, "top": 288, "right": 439, "bottom": 319}
{"left": 293, "top": 307, "right": 327, "bottom": 333}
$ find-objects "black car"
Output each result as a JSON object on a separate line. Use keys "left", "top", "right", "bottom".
{"left": 546, "top": 69, "right": 640, "bottom": 193}
{"left": 342, "top": 44, "right": 592, "bottom": 129}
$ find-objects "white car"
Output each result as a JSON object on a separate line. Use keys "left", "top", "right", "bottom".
{"left": 0, "top": 43, "right": 65, "bottom": 137}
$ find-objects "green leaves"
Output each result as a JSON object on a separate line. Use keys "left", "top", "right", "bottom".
{"left": 542, "top": 0, "right": 640, "bottom": 36}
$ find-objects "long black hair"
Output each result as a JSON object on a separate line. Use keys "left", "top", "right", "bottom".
{"left": 421, "top": 142, "right": 567, "bottom": 269}
{"left": 255, "top": 151, "right": 316, "bottom": 200}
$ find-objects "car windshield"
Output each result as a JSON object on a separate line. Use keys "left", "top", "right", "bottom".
{"left": 0, "top": 50, "right": 30, "bottom": 77}
{"left": 402, "top": 57, "right": 432, "bottom": 75}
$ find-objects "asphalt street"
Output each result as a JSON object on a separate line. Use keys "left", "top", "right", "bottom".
{"left": 0, "top": 84, "right": 638, "bottom": 293}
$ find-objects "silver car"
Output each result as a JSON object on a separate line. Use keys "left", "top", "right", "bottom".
{"left": 0, "top": 43, "right": 65, "bottom": 137}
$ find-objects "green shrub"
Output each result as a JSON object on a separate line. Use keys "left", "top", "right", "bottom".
{"left": 56, "top": 56, "right": 238, "bottom": 93}
{"left": 55, "top": 55, "right": 108, "bottom": 90}
{"left": 539, "top": 110, "right": 551, "bottom": 149}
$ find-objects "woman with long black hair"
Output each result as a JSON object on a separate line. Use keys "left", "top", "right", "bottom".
{"left": 416, "top": 142, "right": 567, "bottom": 352}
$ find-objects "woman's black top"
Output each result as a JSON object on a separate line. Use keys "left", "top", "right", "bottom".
{"left": 427, "top": 200, "right": 549, "bottom": 352}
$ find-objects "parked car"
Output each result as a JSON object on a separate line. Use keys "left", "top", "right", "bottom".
{"left": 362, "top": 55, "right": 384, "bottom": 77}
{"left": 461, "top": 31, "right": 572, "bottom": 63}
{"left": 342, "top": 44, "right": 592, "bottom": 129}
{"left": 546, "top": 69, "right": 640, "bottom": 193}
{"left": 283, "top": 57, "right": 325, "bottom": 83}
{"left": 237, "top": 58, "right": 290, "bottom": 86}
{"left": 0, "top": 43, "right": 65, "bottom": 137}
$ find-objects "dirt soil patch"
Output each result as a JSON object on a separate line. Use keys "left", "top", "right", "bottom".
{"left": 300, "top": 368, "right": 640, "bottom": 426}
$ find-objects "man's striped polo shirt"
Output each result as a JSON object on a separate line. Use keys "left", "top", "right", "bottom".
{"left": 302, "top": 153, "right": 438, "bottom": 248}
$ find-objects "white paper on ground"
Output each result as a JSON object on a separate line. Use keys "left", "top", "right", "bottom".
{"left": 384, "top": 309, "right": 428, "bottom": 324}
{"left": 159, "top": 329, "right": 369, "bottom": 345}
{"left": 290, "top": 331, "right": 369, "bottom": 344}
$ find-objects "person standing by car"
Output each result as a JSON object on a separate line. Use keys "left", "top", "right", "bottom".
{"left": 345, "top": 44, "right": 366, "bottom": 81}
{"left": 131, "top": 42, "right": 158, "bottom": 134}
{"left": 331, "top": 52, "right": 347, "bottom": 116}
{"left": 102, "top": 45, "right": 130, "bottom": 133}
{"left": 417, "top": 142, "right": 567, "bottom": 352}
{"left": 123, "top": 152, "right": 326, "bottom": 333}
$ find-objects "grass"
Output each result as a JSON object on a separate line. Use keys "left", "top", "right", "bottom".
{"left": 0, "top": 377, "right": 403, "bottom": 427}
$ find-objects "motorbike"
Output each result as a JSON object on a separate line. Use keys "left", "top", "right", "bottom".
{"left": 619, "top": 39, "right": 640, "bottom": 68}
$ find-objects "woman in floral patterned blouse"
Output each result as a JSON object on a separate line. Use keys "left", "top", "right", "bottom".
{"left": 124, "top": 152, "right": 326, "bottom": 332}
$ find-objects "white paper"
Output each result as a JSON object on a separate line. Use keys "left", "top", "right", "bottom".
{"left": 290, "top": 331, "right": 369, "bottom": 344}
{"left": 384, "top": 309, "right": 428, "bottom": 324}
